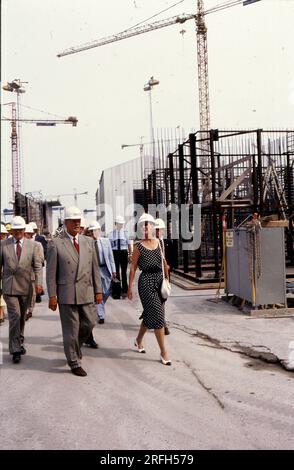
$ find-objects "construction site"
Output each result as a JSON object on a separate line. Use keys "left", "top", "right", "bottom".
{"left": 1, "top": 0, "right": 294, "bottom": 453}
{"left": 2, "top": 0, "right": 294, "bottom": 314}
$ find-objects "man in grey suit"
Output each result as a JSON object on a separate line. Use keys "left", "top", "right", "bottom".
{"left": 46, "top": 206, "right": 103, "bottom": 377}
{"left": 0, "top": 216, "right": 43, "bottom": 364}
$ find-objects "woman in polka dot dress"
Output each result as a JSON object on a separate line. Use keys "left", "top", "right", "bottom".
{"left": 128, "top": 213, "right": 171, "bottom": 365}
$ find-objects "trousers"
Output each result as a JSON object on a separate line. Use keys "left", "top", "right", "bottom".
{"left": 4, "top": 294, "right": 28, "bottom": 354}
{"left": 58, "top": 303, "right": 96, "bottom": 369}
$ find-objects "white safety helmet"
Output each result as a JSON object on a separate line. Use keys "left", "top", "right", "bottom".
{"left": 64, "top": 206, "right": 82, "bottom": 220}
{"left": 87, "top": 221, "right": 101, "bottom": 231}
{"left": 115, "top": 215, "right": 125, "bottom": 224}
{"left": 154, "top": 218, "right": 166, "bottom": 230}
{"left": 29, "top": 221, "right": 38, "bottom": 230}
{"left": 25, "top": 224, "right": 34, "bottom": 234}
{"left": 137, "top": 213, "right": 155, "bottom": 225}
{"left": 10, "top": 216, "right": 26, "bottom": 230}
{"left": 0, "top": 225, "right": 8, "bottom": 234}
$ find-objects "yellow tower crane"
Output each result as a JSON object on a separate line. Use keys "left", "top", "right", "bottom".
{"left": 57, "top": 1, "right": 261, "bottom": 142}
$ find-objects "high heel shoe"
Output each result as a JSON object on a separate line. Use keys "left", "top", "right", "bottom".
{"left": 160, "top": 355, "right": 172, "bottom": 366}
{"left": 134, "top": 340, "right": 145, "bottom": 353}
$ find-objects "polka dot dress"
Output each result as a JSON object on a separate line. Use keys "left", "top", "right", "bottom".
{"left": 137, "top": 241, "right": 165, "bottom": 330}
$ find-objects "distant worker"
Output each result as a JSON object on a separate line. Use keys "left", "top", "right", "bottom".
{"left": 79, "top": 216, "right": 86, "bottom": 235}
{"left": 46, "top": 206, "right": 103, "bottom": 377}
{"left": 30, "top": 222, "right": 48, "bottom": 260}
{"left": 0, "top": 216, "right": 43, "bottom": 364}
{"left": 30, "top": 221, "right": 47, "bottom": 303}
{"left": 154, "top": 218, "right": 175, "bottom": 275}
{"left": 24, "top": 224, "right": 45, "bottom": 321}
{"left": 108, "top": 216, "right": 132, "bottom": 299}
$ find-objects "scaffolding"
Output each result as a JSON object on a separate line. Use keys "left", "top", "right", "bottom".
{"left": 143, "top": 129, "right": 294, "bottom": 282}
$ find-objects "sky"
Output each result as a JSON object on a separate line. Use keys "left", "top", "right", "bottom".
{"left": 1, "top": 0, "right": 294, "bottom": 215}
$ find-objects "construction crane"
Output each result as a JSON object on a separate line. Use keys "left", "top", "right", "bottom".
{"left": 57, "top": 1, "right": 259, "bottom": 140}
{"left": 2, "top": 80, "right": 78, "bottom": 200}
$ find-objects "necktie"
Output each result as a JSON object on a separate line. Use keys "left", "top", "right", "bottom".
{"left": 73, "top": 237, "right": 79, "bottom": 253}
{"left": 118, "top": 236, "right": 121, "bottom": 251}
{"left": 16, "top": 240, "right": 22, "bottom": 260}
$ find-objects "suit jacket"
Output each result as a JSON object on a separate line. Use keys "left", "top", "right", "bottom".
{"left": 35, "top": 234, "right": 47, "bottom": 260}
{"left": 0, "top": 237, "right": 43, "bottom": 296}
{"left": 95, "top": 237, "right": 116, "bottom": 278}
{"left": 31, "top": 241, "right": 45, "bottom": 281}
{"left": 46, "top": 232, "right": 102, "bottom": 305}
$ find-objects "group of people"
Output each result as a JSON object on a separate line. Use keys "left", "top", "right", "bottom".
{"left": 0, "top": 207, "right": 172, "bottom": 377}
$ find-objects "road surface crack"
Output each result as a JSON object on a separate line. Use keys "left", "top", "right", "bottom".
{"left": 171, "top": 322, "right": 291, "bottom": 372}
{"left": 183, "top": 360, "right": 225, "bottom": 410}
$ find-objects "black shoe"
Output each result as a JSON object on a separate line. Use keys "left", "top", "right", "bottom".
{"left": 71, "top": 366, "right": 87, "bottom": 377}
{"left": 85, "top": 339, "right": 99, "bottom": 349}
{"left": 36, "top": 294, "right": 42, "bottom": 303}
{"left": 164, "top": 326, "right": 170, "bottom": 336}
{"left": 25, "top": 312, "right": 32, "bottom": 321}
{"left": 20, "top": 346, "right": 26, "bottom": 355}
{"left": 12, "top": 353, "right": 21, "bottom": 364}
{"left": 98, "top": 318, "right": 105, "bottom": 324}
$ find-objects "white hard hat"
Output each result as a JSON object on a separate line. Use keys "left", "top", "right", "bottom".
{"left": 10, "top": 216, "right": 26, "bottom": 230}
{"left": 154, "top": 218, "right": 166, "bottom": 229}
{"left": 115, "top": 215, "right": 125, "bottom": 224}
{"left": 29, "top": 221, "right": 38, "bottom": 230}
{"left": 87, "top": 220, "right": 101, "bottom": 231}
{"left": 64, "top": 206, "right": 82, "bottom": 220}
{"left": 25, "top": 224, "right": 34, "bottom": 234}
{"left": 0, "top": 225, "right": 8, "bottom": 234}
{"left": 137, "top": 213, "right": 155, "bottom": 225}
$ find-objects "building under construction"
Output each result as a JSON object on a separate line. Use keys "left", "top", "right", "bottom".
{"left": 141, "top": 128, "right": 294, "bottom": 284}
{"left": 13, "top": 192, "right": 61, "bottom": 235}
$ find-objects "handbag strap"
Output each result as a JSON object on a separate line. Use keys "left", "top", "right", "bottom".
{"left": 158, "top": 239, "right": 166, "bottom": 279}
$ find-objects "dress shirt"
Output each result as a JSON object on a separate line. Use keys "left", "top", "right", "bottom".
{"left": 13, "top": 237, "right": 24, "bottom": 254}
{"left": 109, "top": 229, "right": 130, "bottom": 251}
{"left": 65, "top": 230, "right": 79, "bottom": 247}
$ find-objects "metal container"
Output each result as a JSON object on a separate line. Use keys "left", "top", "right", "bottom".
{"left": 225, "top": 226, "right": 287, "bottom": 307}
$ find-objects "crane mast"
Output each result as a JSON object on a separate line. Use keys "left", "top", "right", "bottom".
{"left": 196, "top": 0, "right": 210, "bottom": 134}
{"left": 2, "top": 89, "right": 78, "bottom": 201}
{"left": 10, "top": 102, "right": 21, "bottom": 195}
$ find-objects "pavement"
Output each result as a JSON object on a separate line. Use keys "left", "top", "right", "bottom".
{"left": 167, "top": 283, "right": 294, "bottom": 371}
{"left": 0, "top": 278, "right": 294, "bottom": 450}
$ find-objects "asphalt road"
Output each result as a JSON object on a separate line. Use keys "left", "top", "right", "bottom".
{"left": 0, "top": 285, "right": 293, "bottom": 450}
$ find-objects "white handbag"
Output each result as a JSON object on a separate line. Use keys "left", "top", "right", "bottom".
{"left": 159, "top": 240, "right": 171, "bottom": 299}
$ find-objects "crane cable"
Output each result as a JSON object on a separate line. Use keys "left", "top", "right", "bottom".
{"left": 121, "top": 0, "right": 185, "bottom": 33}
{"left": 18, "top": 103, "right": 66, "bottom": 120}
